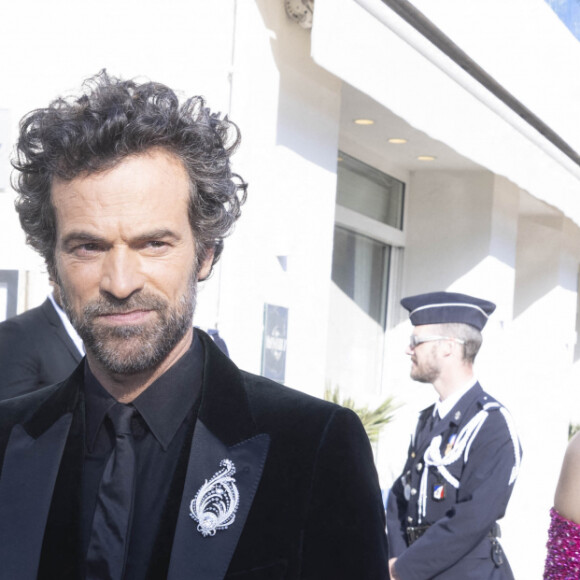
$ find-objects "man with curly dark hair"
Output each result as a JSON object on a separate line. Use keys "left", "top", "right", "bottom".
{"left": 0, "top": 72, "right": 389, "bottom": 579}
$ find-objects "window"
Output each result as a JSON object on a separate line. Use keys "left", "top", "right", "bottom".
{"left": 0, "top": 270, "right": 18, "bottom": 322}
{"left": 337, "top": 151, "right": 404, "bottom": 230}
{"left": 326, "top": 227, "right": 391, "bottom": 395}
{"left": 326, "top": 153, "right": 405, "bottom": 397}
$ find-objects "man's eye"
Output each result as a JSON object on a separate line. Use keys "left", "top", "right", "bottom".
{"left": 74, "top": 243, "right": 101, "bottom": 255}
{"left": 144, "top": 240, "right": 171, "bottom": 252}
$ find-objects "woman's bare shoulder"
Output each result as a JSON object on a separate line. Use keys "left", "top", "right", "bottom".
{"left": 554, "top": 432, "right": 580, "bottom": 523}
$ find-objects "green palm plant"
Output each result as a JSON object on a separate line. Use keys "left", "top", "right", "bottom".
{"left": 324, "top": 385, "right": 401, "bottom": 444}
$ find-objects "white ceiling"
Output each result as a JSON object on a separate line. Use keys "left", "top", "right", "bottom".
{"left": 339, "top": 83, "right": 483, "bottom": 173}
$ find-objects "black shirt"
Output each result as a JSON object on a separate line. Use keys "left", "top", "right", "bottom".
{"left": 81, "top": 333, "right": 203, "bottom": 579}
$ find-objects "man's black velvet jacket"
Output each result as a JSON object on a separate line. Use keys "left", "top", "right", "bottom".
{"left": 0, "top": 330, "right": 389, "bottom": 579}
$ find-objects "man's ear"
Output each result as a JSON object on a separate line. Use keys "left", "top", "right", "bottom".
{"left": 198, "top": 248, "right": 215, "bottom": 281}
{"left": 440, "top": 340, "right": 455, "bottom": 358}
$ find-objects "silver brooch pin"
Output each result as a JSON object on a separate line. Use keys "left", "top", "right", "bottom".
{"left": 190, "top": 458, "right": 239, "bottom": 537}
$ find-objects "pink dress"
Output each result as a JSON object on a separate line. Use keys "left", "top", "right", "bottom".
{"left": 545, "top": 508, "right": 580, "bottom": 579}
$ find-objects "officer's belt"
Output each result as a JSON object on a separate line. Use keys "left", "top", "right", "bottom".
{"left": 406, "top": 522, "right": 501, "bottom": 546}
{"left": 406, "top": 525, "right": 430, "bottom": 545}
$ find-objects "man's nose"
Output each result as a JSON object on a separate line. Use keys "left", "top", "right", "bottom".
{"left": 100, "top": 248, "right": 145, "bottom": 300}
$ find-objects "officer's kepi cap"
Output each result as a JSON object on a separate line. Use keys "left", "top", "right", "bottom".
{"left": 401, "top": 291, "right": 496, "bottom": 331}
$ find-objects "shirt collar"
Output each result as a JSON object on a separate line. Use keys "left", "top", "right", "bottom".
{"left": 435, "top": 377, "right": 477, "bottom": 420}
{"left": 84, "top": 332, "right": 204, "bottom": 452}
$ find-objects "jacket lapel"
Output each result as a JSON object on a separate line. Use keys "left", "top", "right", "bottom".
{"left": 0, "top": 416, "right": 72, "bottom": 579}
{"left": 415, "top": 384, "right": 483, "bottom": 457}
{"left": 168, "top": 422, "right": 269, "bottom": 580}
{"left": 0, "top": 368, "right": 81, "bottom": 580}
{"left": 168, "top": 332, "right": 271, "bottom": 580}
{"left": 442, "top": 383, "right": 483, "bottom": 437}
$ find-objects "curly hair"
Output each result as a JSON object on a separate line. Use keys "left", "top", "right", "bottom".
{"left": 11, "top": 70, "right": 247, "bottom": 279}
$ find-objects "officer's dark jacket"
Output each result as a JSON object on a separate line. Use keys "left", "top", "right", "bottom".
{"left": 0, "top": 331, "right": 389, "bottom": 579}
{"left": 386, "top": 383, "right": 521, "bottom": 579}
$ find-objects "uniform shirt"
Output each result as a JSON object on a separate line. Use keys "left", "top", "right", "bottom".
{"left": 433, "top": 377, "right": 477, "bottom": 420}
{"left": 81, "top": 333, "right": 203, "bottom": 579}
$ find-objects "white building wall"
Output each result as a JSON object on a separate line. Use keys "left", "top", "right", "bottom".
{"left": 199, "top": 0, "right": 341, "bottom": 396}
{"left": 504, "top": 201, "right": 580, "bottom": 575}
{"left": 403, "top": 170, "right": 495, "bottom": 295}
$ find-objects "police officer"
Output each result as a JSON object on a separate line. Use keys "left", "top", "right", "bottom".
{"left": 386, "top": 291, "right": 521, "bottom": 579}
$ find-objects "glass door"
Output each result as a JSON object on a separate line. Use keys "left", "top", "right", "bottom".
{"left": 326, "top": 226, "right": 391, "bottom": 397}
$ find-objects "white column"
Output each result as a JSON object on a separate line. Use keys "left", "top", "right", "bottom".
{"left": 218, "top": 0, "right": 342, "bottom": 396}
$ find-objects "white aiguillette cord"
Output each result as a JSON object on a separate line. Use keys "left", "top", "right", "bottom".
{"left": 416, "top": 401, "right": 521, "bottom": 524}
{"left": 417, "top": 407, "right": 493, "bottom": 523}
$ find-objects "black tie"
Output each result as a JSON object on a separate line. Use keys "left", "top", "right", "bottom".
{"left": 86, "top": 403, "right": 136, "bottom": 580}
{"left": 429, "top": 411, "right": 440, "bottom": 432}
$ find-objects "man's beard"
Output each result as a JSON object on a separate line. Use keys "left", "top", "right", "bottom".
{"left": 410, "top": 357, "right": 440, "bottom": 384}
{"left": 58, "top": 275, "right": 197, "bottom": 375}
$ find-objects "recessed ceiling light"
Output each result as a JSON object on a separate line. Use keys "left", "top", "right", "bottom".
{"left": 354, "top": 118, "right": 374, "bottom": 126}
{"left": 417, "top": 155, "right": 436, "bottom": 161}
{"left": 337, "top": 156, "right": 343, "bottom": 162}
{"left": 388, "top": 138, "right": 407, "bottom": 144}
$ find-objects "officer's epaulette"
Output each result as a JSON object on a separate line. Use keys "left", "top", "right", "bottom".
{"left": 473, "top": 392, "right": 522, "bottom": 485}
{"left": 476, "top": 393, "right": 502, "bottom": 412}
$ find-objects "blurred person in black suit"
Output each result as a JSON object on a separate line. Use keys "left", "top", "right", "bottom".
{"left": 0, "top": 285, "right": 83, "bottom": 399}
